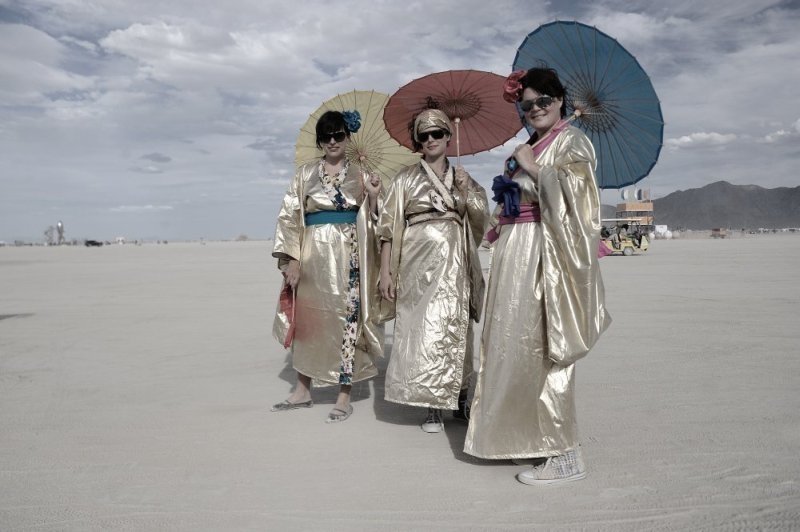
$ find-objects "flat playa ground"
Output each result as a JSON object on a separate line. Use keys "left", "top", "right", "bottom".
{"left": 1, "top": 236, "right": 799, "bottom": 531}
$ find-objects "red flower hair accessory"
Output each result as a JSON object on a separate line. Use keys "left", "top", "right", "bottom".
{"left": 502, "top": 70, "right": 526, "bottom": 103}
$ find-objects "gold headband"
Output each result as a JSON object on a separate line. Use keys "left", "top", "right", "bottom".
{"left": 413, "top": 109, "right": 453, "bottom": 142}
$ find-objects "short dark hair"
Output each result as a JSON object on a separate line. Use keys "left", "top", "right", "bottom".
{"left": 520, "top": 68, "right": 568, "bottom": 118}
{"left": 409, "top": 119, "right": 423, "bottom": 153}
{"left": 315, "top": 111, "right": 350, "bottom": 148}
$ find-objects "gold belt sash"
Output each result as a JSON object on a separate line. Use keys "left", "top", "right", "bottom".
{"left": 406, "top": 210, "right": 462, "bottom": 226}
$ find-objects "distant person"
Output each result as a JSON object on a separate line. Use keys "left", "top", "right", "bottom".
{"left": 378, "top": 109, "right": 488, "bottom": 433}
{"left": 611, "top": 223, "right": 628, "bottom": 248}
{"left": 464, "top": 68, "right": 612, "bottom": 485}
{"left": 270, "top": 110, "right": 383, "bottom": 423}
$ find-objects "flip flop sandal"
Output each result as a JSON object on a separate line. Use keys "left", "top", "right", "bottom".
{"left": 271, "top": 399, "right": 313, "bottom": 412}
{"left": 325, "top": 404, "right": 353, "bottom": 424}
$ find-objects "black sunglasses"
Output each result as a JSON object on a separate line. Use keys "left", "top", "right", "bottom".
{"left": 520, "top": 96, "right": 555, "bottom": 112}
{"left": 318, "top": 131, "right": 348, "bottom": 144}
{"left": 417, "top": 129, "right": 448, "bottom": 142}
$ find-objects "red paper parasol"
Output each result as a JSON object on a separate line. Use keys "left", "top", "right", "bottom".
{"left": 383, "top": 69, "right": 523, "bottom": 162}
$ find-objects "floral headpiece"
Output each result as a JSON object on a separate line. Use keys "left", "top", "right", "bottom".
{"left": 502, "top": 70, "right": 527, "bottom": 103}
{"left": 342, "top": 110, "right": 361, "bottom": 133}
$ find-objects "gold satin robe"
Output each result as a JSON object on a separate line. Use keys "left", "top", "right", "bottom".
{"left": 272, "top": 160, "right": 383, "bottom": 386}
{"left": 464, "top": 126, "right": 611, "bottom": 459}
{"left": 377, "top": 161, "right": 488, "bottom": 410}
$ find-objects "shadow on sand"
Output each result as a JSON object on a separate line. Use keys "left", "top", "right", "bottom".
{"left": 273, "top": 324, "right": 496, "bottom": 464}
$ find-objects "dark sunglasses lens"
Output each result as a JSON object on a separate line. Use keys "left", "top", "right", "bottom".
{"left": 320, "top": 131, "right": 347, "bottom": 143}
{"left": 520, "top": 97, "right": 554, "bottom": 112}
{"left": 419, "top": 129, "right": 446, "bottom": 142}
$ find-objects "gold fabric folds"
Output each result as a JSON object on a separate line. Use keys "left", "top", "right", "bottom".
{"left": 272, "top": 160, "right": 383, "bottom": 386}
{"left": 464, "top": 126, "right": 611, "bottom": 459}
{"left": 377, "top": 161, "right": 488, "bottom": 409}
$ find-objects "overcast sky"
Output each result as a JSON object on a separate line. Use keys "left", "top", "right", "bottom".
{"left": 1, "top": 0, "right": 798, "bottom": 241}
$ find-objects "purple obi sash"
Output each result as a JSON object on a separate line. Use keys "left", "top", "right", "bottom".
{"left": 485, "top": 203, "right": 541, "bottom": 243}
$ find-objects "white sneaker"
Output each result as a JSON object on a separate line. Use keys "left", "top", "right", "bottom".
{"left": 516, "top": 449, "right": 586, "bottom": 486}
{"left": 421, "top": 408, "right": 444, "bottom": 433}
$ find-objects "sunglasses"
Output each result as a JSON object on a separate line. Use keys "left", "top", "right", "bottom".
{"left": 318, "top": 131, "right": 348, "bottom": 144}
{"left": 417, "top": 129, "right": 448, "bottom": 142}
{"left": 520, "top": 96, "right": 555, "bottom": 112}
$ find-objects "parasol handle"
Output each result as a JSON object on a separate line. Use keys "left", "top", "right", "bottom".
{"left": 509, "top": 113, "right": 582, "bottom": 173}
{"left": 454, "top": 117, "right": 461, "bottom": 166}
{"left": 528, "top": 112, "right": 580, "bottom": 151}
{"left": 358, "top": 154, "right": 368, "bottom": 199}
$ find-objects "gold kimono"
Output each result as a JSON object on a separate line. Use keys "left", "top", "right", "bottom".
{"left": 464, "top": 126, "right": 611, "bottom": 459}
{"left": 378, "top": 161, "right": 488, "bottom": 410}
{"left": 272, "top": 160, "right": 383, "bottom": 386}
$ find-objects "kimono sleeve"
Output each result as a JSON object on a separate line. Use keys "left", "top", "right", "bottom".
{"left": 538, "top": 130, "right": 612, "bottom": 366}
{"left": 272, "top": 170, "right": 303, "bottom": 269}
{"left": 376, "top": 171, "right": 405, "bottom": 246}
{"left": 463, "top": 177, "right": 489, "bottom": 248}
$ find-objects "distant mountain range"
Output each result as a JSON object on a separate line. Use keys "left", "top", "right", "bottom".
{"left": 603, "top": 181, "right": 800, "bottom": 230}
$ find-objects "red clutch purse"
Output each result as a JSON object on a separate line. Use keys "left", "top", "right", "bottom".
{"left": 278, "top": 281, "right": 296, "bottom": 348}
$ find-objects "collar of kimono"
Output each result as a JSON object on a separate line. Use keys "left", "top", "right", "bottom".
{"left": 420, "top": 158, "right": 455, "bottom": 211}
{"left": 504, "top": 119, "right": 570, "bottom": 179}
{"left": 531, "top": 119, "right": 570, "bottom": 157}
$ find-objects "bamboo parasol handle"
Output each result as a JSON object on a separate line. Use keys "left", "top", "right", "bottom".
{"left": 455, "top": 117, "right": 461, "bottom": 166}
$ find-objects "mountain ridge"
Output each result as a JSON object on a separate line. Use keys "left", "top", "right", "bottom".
{"left": 602, "top": 181, "right": 800, "bottom": 230}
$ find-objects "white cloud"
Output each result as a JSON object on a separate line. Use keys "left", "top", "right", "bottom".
{"left": 760, "top": 119, "right": 800, "bottom": 143}
{"left": 129, "top": 165, "right": 163, "bottom": 174}
{"left": 665, "top": 132, "right": 738, "bottom": 149}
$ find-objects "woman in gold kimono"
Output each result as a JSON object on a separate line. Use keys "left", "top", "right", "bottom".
{"left": 271, "top": 110, "right": 383, "bottom": 423}
{"left": 378, "top": 109, "right": 488, "bottom": 433}
{"left": 464, "top": 68, "right": 611, "bottom": 484}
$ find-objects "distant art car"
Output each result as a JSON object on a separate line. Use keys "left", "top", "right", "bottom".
{"left": 84, "top": 239, "right": 103, "bottom": 247}
{"left": 600, "top": 220, "right": 649, "bottom": 256}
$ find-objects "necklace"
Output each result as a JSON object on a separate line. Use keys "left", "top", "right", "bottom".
{"left": 319, "top": 158, "right": 349, "bottom": 187}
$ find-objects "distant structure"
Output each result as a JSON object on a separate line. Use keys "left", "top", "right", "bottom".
{"left": 616, "top": 188, "right": 654, "bottom": 232}
{"left": 43, "top": 225, "right": 55, "bottom": 245}
{"left": 56, "top": 221, "right": 65, "bottom": 245}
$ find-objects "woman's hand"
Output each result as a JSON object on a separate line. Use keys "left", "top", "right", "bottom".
{"left": 513, "top": 144, "right": 540, "bottom": 178}
{"left": 454, "top": 166, "right": 470, "bottom": 191}
{"left": 364, "top": 173, "right": 382, "bottom": 214}
{"left": 364, "top": 173, "right": 381, "bottom": 197}
{"left": 379, "top": 269, "right": 395, "bottom": 301}
{"left": 285, "top": 259, "right": 301, "bottom": 290}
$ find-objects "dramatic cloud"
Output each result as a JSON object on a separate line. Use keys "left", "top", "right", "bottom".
{"left": 1, "top": 0, "right": 799, "bottom": 240}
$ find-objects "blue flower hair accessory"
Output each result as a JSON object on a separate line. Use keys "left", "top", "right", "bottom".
{"left": 342, "top": 110, "right": 361, "bottom": 133}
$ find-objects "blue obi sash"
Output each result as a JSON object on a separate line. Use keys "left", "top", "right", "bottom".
{"left": 304, "top": 209, "right": 358, "bottom": 226}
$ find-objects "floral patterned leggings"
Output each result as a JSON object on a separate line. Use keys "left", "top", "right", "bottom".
{"left": 338, "top": 223, "right": 360, "bottom": 385}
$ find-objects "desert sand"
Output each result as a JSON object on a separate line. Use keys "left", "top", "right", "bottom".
{"left": 1, "top": 236, "right": 799, "bottom": 531}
